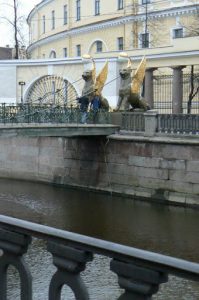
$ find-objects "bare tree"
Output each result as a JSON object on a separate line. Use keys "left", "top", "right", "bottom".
{"left": 0, "top": 0, "right": 26, "bottom": 59}
{"left": 125, "top": 1, "right": 168, "bottom": 49}
{"left": 180, "top": 1, "right": 199, "bottom": 37}
{"left": 181, "top": 2, "right": 199, "bottom": 113}
{"left": 187, "top": 66, "right": 199, "bottom": 114}
{"left": 13, "top": 0, "right": 19, "bottom": 58}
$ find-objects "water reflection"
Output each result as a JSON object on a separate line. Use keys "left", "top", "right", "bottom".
{"left": 0, "top": 178, "right": 198, "bottom": 299}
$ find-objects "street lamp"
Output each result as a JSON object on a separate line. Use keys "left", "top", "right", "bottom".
{"left": 18, "top": 81, "right": 26, "bottom": 104}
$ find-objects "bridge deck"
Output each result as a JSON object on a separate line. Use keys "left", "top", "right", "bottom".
{"left": 0, "top": 123, "right": 120, "bottom": 137}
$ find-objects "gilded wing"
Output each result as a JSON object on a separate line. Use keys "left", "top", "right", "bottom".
{"left": 94, "top": 61, "right": 108, "bottom": 95}
{"left": 91, "top": 59, "right": 96, "bottom": 82}
{"left": 127, "top": 57, "right": 133, "bottom": 69}
{"left": 131, "top": 56, "right": 146, "bottom": 94}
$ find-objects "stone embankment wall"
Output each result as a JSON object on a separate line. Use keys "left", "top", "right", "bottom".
{"left": 0, "top": 134, "right": 198, "bottom": 207}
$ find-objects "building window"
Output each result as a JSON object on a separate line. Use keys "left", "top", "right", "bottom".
{"left": 51, "top": 10, "right": 55, "bottom": 29}
{"left": 49, "top": 50, "right": 56, "bottom": 58}
{"left": 63, "top": 48, "right": 68, "bottom": 57}
{"left": 117, "top": 37, "right": 124, "bottom": 50}
{"left": 118, "top": 0, "right": 123, "bottom": 10}
{"left": 140, "top": 33, "right": 149, "bottom": 48}
{"left": 96, "top": 41, "right": 102, "bottom": 52}
{"left": 173, "top": 28, "right": 183, "bottom": 39}
{"left": 76, "top": 44, "right": 81, "bottom": 56}
{"left": 142, "top": 0, "right": 150, "bottom": 4}
{"left": 76, "top": 0, "right": 81, "bottom": 21}
{"left": 95, "top": 0, "right": 100, "bottom": 15}
{"left": 63, "top": 5, "right": 68, "bottom": 25}
{"left": 42, "top": 15, "right": 45, "bottom": 33}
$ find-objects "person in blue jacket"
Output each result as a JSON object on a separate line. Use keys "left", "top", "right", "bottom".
{"left": 90, "top": 94, "right": 101, "bottom": 122}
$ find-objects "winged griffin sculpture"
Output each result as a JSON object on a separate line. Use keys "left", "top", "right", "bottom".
{"left": 81, "top": 56, "right": 109, "bottom": 109}
{"left": 115, "top": 56, "right": 150, "bottom": 111}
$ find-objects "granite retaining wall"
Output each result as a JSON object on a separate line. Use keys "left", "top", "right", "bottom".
{"left": 0, "top": 134, "right": 198, "bottom": 207}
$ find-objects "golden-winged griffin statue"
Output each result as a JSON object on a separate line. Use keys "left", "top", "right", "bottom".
{"left": 115, "top": 56, "right": 150, "bottom": 111}
{"left": 82, "top": 56, "right": 109, "bottom": 109}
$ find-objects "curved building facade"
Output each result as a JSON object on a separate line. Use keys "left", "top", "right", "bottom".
{"left": 27, "top": 0, "right": 199, "bottom": 59}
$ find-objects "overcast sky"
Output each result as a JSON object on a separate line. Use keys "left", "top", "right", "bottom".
{"left": 0, "top": 0, "right": 41, "bottom": 47}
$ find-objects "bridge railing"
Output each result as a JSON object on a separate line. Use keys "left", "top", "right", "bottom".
{"left": 0, "top": 214, "right": 198, "bottom": 300}
{"left": 157, "top": 114, "right": 199, "bottom": 135}
{"left": 121, "top": 111, "right": 199, "bottom": 136}
{"left": 0, "top": 103, "right": 110, "bottom": 125}
{"left": 122, "top": 112, "right": 145, "bottom": 132}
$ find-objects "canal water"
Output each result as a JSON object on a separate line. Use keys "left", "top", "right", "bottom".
{"left": 0, "top": 178, "right": 198, "bottom": 299}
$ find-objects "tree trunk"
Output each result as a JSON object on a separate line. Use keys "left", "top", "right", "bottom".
{"left": 187, "top": 66, "right": 194, "bottom": 114}
{"left": 14, "top": 0, "right": 19, "bottom": 59}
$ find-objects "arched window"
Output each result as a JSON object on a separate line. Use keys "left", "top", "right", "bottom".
{"left": 49, "top": 50, "right": 56, "bottom": 58}
{"left": 96, "top": 40, "right": 102, "bottom": 53}
{"left": 88, "top": 39, "right": 108, "bottom": 55}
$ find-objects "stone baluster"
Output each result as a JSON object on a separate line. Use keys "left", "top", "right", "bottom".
{"left": 172, "top": 66, "right": 185, "bottom": 114}
{"left": 47, "top": 241, "right": 93, "bottom": 300}
{"left": 0, "top": 228, "right": 32, "bottom": 300}
{"left": 144, "top": 68, "right": 157, "bottom": 109}
{"left": 110, "top": 259, "right": 168, "bottom": 300}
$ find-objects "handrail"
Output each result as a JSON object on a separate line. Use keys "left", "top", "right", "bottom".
{"left": 0, "top": 215, "right": 199, "bottom": 299}
{"left": 0, "top": 214, "right": 198, "bottom": 279}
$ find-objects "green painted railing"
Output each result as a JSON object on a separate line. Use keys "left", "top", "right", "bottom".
{"left": 0, "top": 103, "right": 110, "bottom": 125}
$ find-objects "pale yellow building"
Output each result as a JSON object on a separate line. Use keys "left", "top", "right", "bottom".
{"left": 27, "top": 0, "right": 199, "bottom": 60}
{"left": 1, "top": 0, "right": 198, "bottom": 109}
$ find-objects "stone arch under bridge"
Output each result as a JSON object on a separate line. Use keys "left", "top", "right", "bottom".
{"left": 25, "top": 75, "right": 79, "bottom": 106}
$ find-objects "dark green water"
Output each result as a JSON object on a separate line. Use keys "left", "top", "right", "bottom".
{"left": 0, "top": 178, "right": 198, "bottom": 299}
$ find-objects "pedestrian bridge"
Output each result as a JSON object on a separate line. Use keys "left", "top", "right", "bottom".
{"left": 0, "top": 123, "right": 119, "bottom": 137}
{"left": 0, "top": 104, "right": 119, "bottom": 137}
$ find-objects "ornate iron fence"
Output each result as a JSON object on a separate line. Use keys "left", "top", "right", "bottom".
{"left": 153, "top": 75, "right": 173, "bottom": 113}
{"left": 0, "top": 215, "right": 198, "bottom": 300}
{"left": 153, "top": 73, "right": 199, "bottom": 114}
{"left": 0, "top": 104, "right": 110, "bottom": 125}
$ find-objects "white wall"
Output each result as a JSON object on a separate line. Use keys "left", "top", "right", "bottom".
{"left": 0, "top": 65, "right": 16, "bottom": 103}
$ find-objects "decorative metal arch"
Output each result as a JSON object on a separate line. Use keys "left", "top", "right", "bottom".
{"left": 25, "top": 75, "right": 78, "bottom": 106}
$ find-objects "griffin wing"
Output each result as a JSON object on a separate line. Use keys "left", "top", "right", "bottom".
{"left": 131, "top": 56, "right": 146, "bottom": 94}
{"left": 127, "top": 58, "right": 132, "bottom": 69}
{"left": 91, "top": 60, "right": 96, "bottom": 82}
{"left": 94, "top": 61, "right": 108, "bottom": 95}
